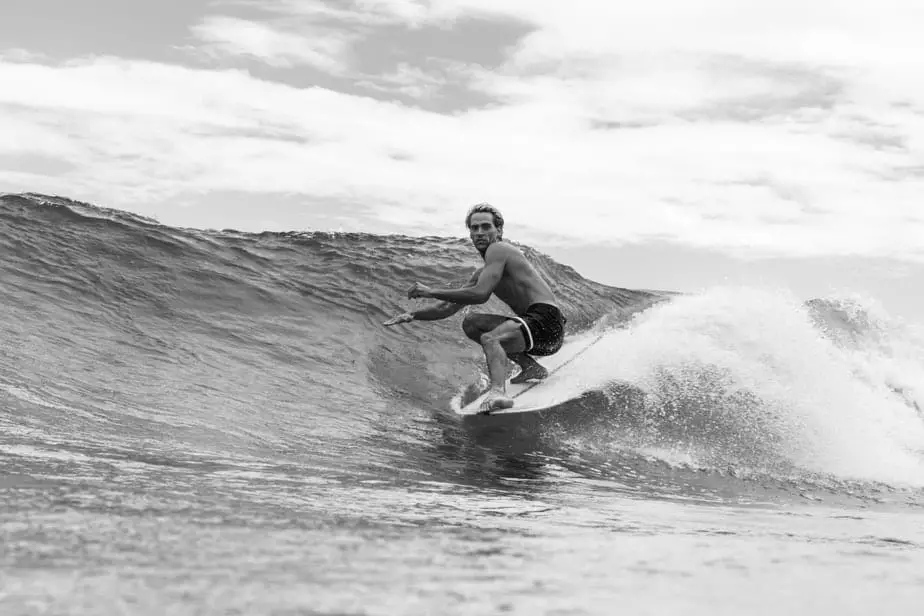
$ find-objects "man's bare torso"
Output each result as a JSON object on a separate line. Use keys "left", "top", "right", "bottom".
{"left": 475, "top": 243, "right": 557, "bottom": 316}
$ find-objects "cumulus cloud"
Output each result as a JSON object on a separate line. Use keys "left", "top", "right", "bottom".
{"left": 2, "top": 0, "right": 924, "bottom": 262}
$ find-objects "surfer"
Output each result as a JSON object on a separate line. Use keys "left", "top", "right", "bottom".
{"left": 383, "top": 203, "right": 567, "bottom": 412}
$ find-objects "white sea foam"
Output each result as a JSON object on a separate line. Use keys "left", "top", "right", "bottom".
{"left": 547, "top": 287, "right": 924, "bottom": 486}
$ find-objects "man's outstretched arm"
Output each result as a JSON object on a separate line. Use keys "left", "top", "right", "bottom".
{"left": 412, "top": 301, "right": 465, "bottom": 321}
{"left": 383, "top": 269, "right": 480, "bottom": 326}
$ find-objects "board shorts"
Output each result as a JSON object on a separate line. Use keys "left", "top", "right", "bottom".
{"left": 508, "top": 303, "right": 567, "bottom": 357}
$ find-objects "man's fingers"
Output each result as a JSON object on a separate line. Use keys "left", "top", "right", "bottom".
{"left": 383, "top": 313, "right": 411, "bottom": 326}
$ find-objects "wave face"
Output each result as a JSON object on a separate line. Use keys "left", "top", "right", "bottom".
{"left": 0, "top": 194, "right": 657, "bottom": 476}
{"left": 1, "top": 193, "right": 923, "bottom": 506}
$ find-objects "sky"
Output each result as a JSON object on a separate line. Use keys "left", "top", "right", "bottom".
{"left": 2, "top": 0, "right": 924, "bottom": 322}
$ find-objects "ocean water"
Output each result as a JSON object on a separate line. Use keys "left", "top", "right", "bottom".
{"left": 1, "top": 193, "right": 923, "bottom": 615}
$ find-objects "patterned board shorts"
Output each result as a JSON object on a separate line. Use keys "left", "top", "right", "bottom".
{"left": 508, "top": 303, "right": 567, "bottom": 356}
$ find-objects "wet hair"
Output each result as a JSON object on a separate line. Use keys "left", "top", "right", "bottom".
{"left": 464, "top": 202, "right": 504, "bottom": 238}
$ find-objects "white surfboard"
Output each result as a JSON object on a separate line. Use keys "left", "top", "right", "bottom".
{"left": 453, "top": 330, "right": 606, "bottom": 416}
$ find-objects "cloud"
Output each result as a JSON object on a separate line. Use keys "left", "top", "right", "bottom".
{"left": 356, "top": 62, "right": 448, "bottom": 100}
{"left": 232, "top": 0, "right": 434, "bottom": 27}
{"left": 188, "top": 0, "right": 449, "bottom": 74}
{"left": 191, "top": 16, "right": 354, "bottom": 73}
{"left": 0, "top": 48, "right": 47, "bottom": 63}
{"left": 3, "top": 0, "right": 924, "bottom": 263}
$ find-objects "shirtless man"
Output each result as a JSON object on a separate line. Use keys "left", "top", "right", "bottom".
{"left": 383, "top": 203, "right": 567, "bottom": 412}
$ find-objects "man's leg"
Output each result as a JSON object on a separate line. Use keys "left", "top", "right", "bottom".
{"left": 461, "top": 313, "right": 510, "bottom": 344}
{"left": 480, "top": 321, "right": 526, "bottom": 389}
{"left": 477, "top": 321, "right": 530, "bottom": 411}
{"left": 510, "top": 355, "right": 547, "bottom": 384}
{"left": 462, "top": 313, "right": 546, "bottom": 382}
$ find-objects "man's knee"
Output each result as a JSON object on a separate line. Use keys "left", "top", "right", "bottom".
{"left": 480, "top": 321, "right": 524, "bottom": 348}
{"left": 461, "top": 313, "right": 482, "bottom": 341}
{"left": 462, "top": 313, "right": 507, "bottom": 342}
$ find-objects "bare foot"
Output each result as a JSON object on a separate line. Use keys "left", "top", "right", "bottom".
{"left": 510, "top": 363, "right": 548, "bottom": 384}
{"left": 479, "top": 390, "right": 514, "bottom": 414}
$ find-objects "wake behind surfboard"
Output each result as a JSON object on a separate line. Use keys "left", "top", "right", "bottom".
{"left": 452, "top": 330, "right": 606, "bottom": 416}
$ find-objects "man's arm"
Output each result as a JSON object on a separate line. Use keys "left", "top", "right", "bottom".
{"left": 421, "top": 245, "right": 505, "bottom": 305}
{"left": 409, "top": 301, "right": 464, "bottom": 321}
{"left": 383, "top": 269, "right": 480, "bottom": 326}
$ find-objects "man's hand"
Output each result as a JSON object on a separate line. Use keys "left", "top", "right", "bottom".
{"left": 407, "top": 282, "right": 433, "bottom": 299}
{"left": 383, "top": 312, "right": 414, "bottom": 326}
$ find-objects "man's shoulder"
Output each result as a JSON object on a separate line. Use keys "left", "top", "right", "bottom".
{"left": 485, "top": 240, "right": 521, "bottom": 259}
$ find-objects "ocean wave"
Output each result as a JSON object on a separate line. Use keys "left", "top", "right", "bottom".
{"left": 2, "top": 193, "right": 922, "bottom": 498}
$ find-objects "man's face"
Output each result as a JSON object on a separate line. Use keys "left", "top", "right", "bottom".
{"left": 468, "top": 212, "right": 500, "bottom": 251}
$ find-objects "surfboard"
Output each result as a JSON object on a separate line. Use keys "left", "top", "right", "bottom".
{"left": 453, "top": 330, "right": 606, "bottom": 417}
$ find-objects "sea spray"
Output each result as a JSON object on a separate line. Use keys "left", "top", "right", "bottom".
{"left": 562, "top": 287, "right": 924, "bottom": 485}
{"left": 808, "top": 295, "right": 924, "bottom": 416}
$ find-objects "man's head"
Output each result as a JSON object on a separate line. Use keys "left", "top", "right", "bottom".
{"left": 465, "top": 203, "right": 504, "bottom": 252}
